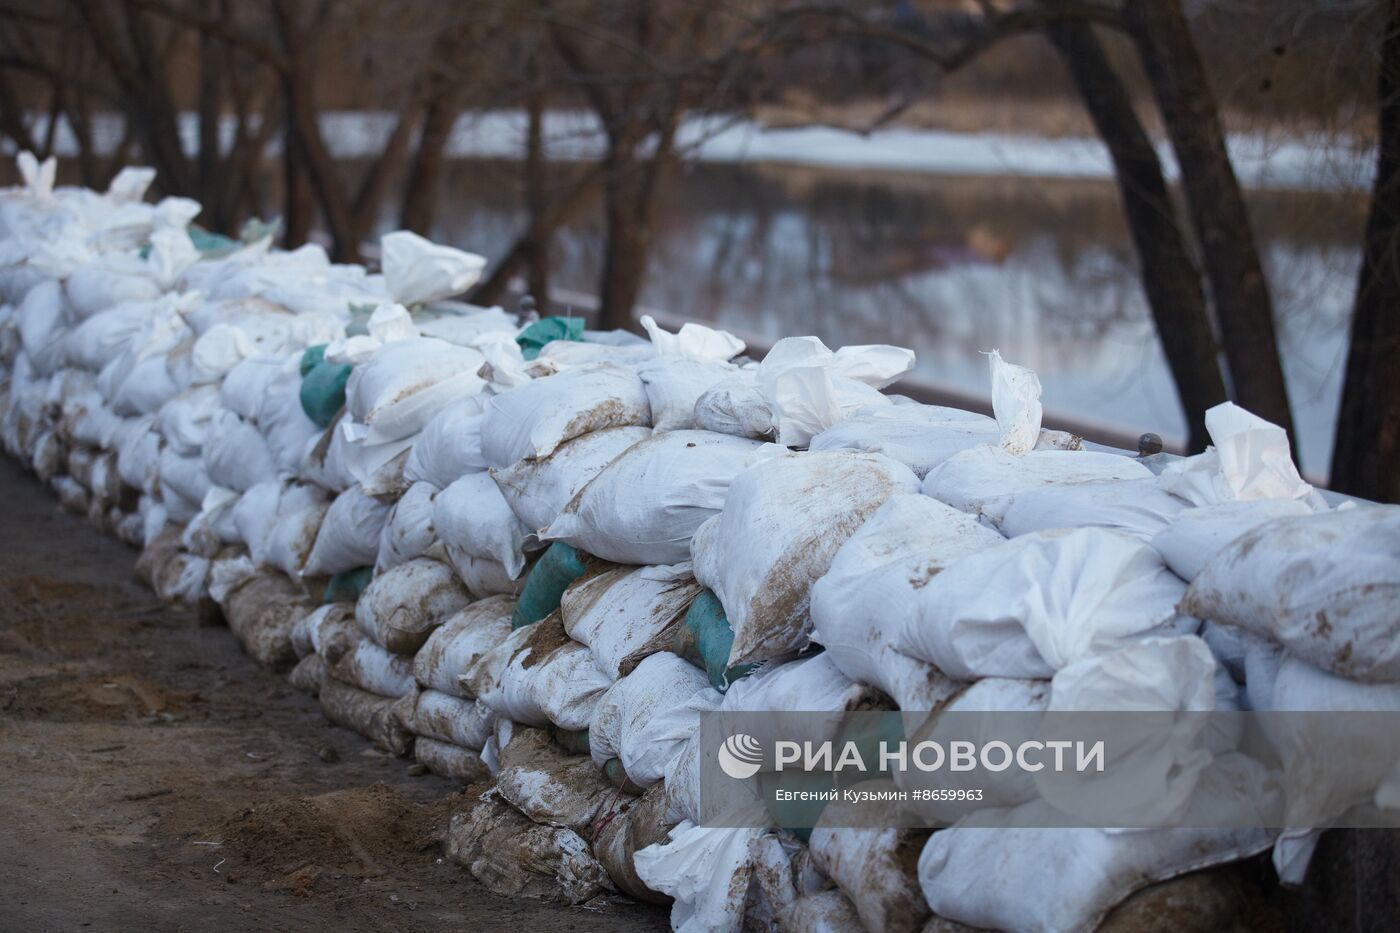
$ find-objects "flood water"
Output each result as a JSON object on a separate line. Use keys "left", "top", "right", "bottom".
{"left": 420, "top": 159, "right": 1366, "bottom": 478}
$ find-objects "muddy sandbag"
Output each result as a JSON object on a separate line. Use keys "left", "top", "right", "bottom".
{"left": 784, "top": 890, "right": 867, "bottom": 933}
{"left": 223, "top": 571, "right": 315, "bottom": 671}
{"left": 413, "top": 595, "right": 514, "bottom": 695}
{"left": 691, "top": 451, "right": 919, "bottom": 669}
{"left": 561, "top": 563, "right": 700, "bottom": 679}
{"left": 355, "top": 557, "right": 470, "bottom": 654}
{"left": 495, "top": 726, "right": 622, "bottom": 834}
{"left": 318, "top": 676, "right": 414, "bottom": 756}
{"left": 288, "top": 653, "right": 326, "bottom": 695}
{"left": 593, "top": 782, "right": 678, "bottom": 904}
{"left": 810, "top": 494, "right": 1000, "bottom": 711}
{"left": 542, "top": 430, "right": 765, "bottom": 565}
{"left": 289, "top": 603, "right": 359, "bottom": 663}
{"left": 1182, "top": 506, "right": 1400, "bottom": 682}
{"left": 480, "top": 362, "right": 651, "bottom": 469}
{"left": 917, "top": 813, "right": 1274, "bottom": 933}
{"left": 490, "top": 424, "right": 650, "bottom": 534}
{"left": 332, "top": 637, "right": 418, "bottom": 697}
{"left": 402, "top": 689, "right": 494, "bottom": 749}
{"left": 445, "top": 794, "right": 614, "bottom": 904}
{"left": 808, "top": 819, "right": 931, "bottom": 933}
{"left": 414, "top": 736, "right": 490, "bottom": 783}
{"left": 1151, "top": 498, "right": 1314, "bottom": 583}
{"left": 1096, "top": 868, "right": 1284, "bottom": 933}
{"left": 588, "top": 652, "right": 718, "bottom": 786}
{"left": 465, "top": 611, "right": 611, "bottom": 731}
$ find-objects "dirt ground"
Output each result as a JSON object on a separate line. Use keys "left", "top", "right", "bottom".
{"left": 0, "top": 455, "right": 667, "bottom": 932}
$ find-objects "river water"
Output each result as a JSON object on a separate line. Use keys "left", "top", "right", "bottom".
{"left": 420, "top": 157, "right": 1365, "bottom": 478}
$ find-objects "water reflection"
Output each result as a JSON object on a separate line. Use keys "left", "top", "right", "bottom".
{"left": 421, "top": 159, "right": 1364, "bottom": 477}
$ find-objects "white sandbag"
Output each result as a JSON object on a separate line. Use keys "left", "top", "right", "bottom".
{"left": 490, "top": 425, "right": 649, "bottom": 534}
{"left": 356, "top": 557, "right": 470, "bottom": 654}
{"left": 202, "top": 409, "right": 278, "bottom": 492}
{"left": 262, "top": 482, "right": 331, "bottom": 578}
{"left": 1159, "top": 401, "right": 1314, "bottom": 507}
{"left": 465, "top": 614, "right": 611, "bottom": 731}
{"left": 542, "top": 430, "right": 764, "bottom": 565}
{"left": 413, "top": 595, "right": 514, "bottom": 695}
{"left": 898, "top": 527, "right": 1188, "bottom": 680}
{"left": 15, "top": 280, "right": 70, "bottom": 378}
{"left": 809, "top": 403, "right": 999, "bottom": 478}
{"left": 634, "top": 823, "right": 766, "bottom": 933}
{"left": 220, "top": 355, "right": 285, "bottom": 421}
{"left": 114, "top": 415, "right": 161, "bottom": 492}
{"left": 112, "top": 352, "right": 180, "bottom": 416}
{"left": 345, "top": 336, "right": 486, "bottom": 445}
{"left": 300, "top": 414, "right": 358, "bottom": 494}
{"left": 231, "top": 480, "right": 281, "bottom": 565}
{"left": 561, "top": 563, "right": 700, "bottom": 679}
{"left": 401, "top": 393, "right": 489, "bottom": 489}
{"left": 403, "top": 689, "right": 495, "bottom": 749}
{"left": 721, "top": 653, "right": 876, "bottom": 722}
{"left": 434, "top": 471, "right": 530, "bottom": 579}
{"left": 588, "top": 651, "right": 718, "bottom": 784}
{"left": 1182, "top": 506, "right": 1400, "bottom": 682}
{"left": 302, "top": 484, "right": 392, "bottom": 576}
{"left": 65, "top": 391, "right": 124, "bottom": 449}
{"left": 255, "top": 367, "right": 320, "bottom": 473}
{"left": 917, "top": 816, "right": 1274, "bottom": 933}
{"left": 691, "top": 451, "right": 919, "bottom": 668}
{"left": 921, "top": 445, "right": 1152, "bottom": 525}
{"left": 158, "top": 447, "right": 212, "bottom": 509}
{"left": 333, "top": 636, "right": 418, "bottom": 697}
{"left": 995, "top": 477, "right": 1189, "bottom": 541}
{"left": 1151, "top": 498, "right": 1316, "bottom": 583}
{"left": 987, "top": 348, "right": 1042, "bottom": 454}
{"left": 637, "top": 357, "right": 740, "bottom": 432}
{"left": 63, "top": 297, "right": 159, "bottom": 371}
{"left": 155, "top": 384, "right": 221, "bottom": 456}
{"left": 447, "top": 550, "right": 523, "bottom": 599}
{"left": 380, "top": 229, "right": 486, "bottom": 306}
{"left": 376, "top": 480, "right": 438, "bottom": 572}
{"left": 480, "top": 362, "right": 651, "bottom": 468}
{"left": 639, "top": 313, "right": 744, "bottom": 362}
{"left": 810, "top": 494, "right": 1003, "bottom": 711}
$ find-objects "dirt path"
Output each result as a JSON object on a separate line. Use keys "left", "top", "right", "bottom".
{"left": 0, "top": 455, "right": 667, "bottom": 932}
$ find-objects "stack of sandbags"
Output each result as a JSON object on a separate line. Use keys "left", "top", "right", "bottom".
{"left": 406, "top": 595, "right": 515, "bottom": 781}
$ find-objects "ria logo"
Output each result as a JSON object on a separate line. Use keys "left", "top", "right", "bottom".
{"left": 718, "top": 733, "right": 764, "bottom": 779}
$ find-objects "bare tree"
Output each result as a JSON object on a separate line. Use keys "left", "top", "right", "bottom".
{"left": 1332, "top": 1, "right": 1400, "bottom": 504}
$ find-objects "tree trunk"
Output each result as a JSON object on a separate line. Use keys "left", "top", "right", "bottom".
{"left": 596, "top": 144, "right": 651, "bottom": 332}
{"left": 281, "top": 111, "right": 312, "bottom": 247}
{"left": 399, "top": 90, "right": 461, "bottom": 235}
{"left": 1123, "top": 0, "right": 1296, "bottom": 442}
{"left": 1331, "top": 1, "right": 1400, "bottom": 503}
{"left": 1046, "top": 20, "right": 1225, "bottom": 453}
{"left": 524, "top": 72, "right": 551, "bottom": 307}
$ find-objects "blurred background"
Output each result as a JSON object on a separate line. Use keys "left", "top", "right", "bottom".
{"left": 0, "top": 0, "right": 1391, "bottom": 497}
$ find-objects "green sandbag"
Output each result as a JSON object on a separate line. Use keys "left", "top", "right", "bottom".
{"left": 511, "top": 542, "right": 588, "bottom": 629}
{"left": 602, "top": 757, "right": 645, "bottom": 795}
{"left": 300, "top": 359, "right": 353, "bottom": 428}
{"left": 187, "top": 224, "right": 239, "bottom": 256}
{"left": 673, "top": 589, "right": 755, "bottom": 691}
{"left": 515, "top": 316, "right": 585, "bottom": 361}
{"left": 299, "top": 344, "right": 327, "bottom": 377}
{"left": 323, "top": 566, "right": 373, "bottom": 604}
{"left": 554, "top": 728, "right": 591, "bottom": 756}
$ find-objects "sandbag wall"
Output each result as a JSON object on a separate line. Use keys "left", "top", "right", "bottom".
{"left": 1, "top": 153, "right": 1398, "bottom": 933}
